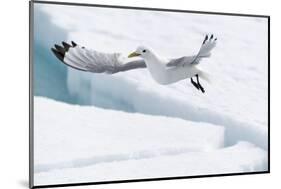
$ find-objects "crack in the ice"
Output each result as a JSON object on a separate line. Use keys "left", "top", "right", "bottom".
{"left": 35, "top": 147, "right": 214, "bottom": 173}
{"left": 67, "top": 74, "right": 268, "bottom": 150}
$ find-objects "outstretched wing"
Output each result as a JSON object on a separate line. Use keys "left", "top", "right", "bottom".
{"left": 51, "top": 41, "right": 146, "bottom": 74}
{"left": 166, "top": 34, "right": 217, "bottom": 67}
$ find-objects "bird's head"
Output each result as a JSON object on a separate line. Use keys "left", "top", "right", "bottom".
{"left": 128, "top": 46, "right": 152, "bottom": 59}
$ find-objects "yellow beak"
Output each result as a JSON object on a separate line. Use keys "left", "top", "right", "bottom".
{"left": 128, "top": 51, "right": 141, "bottom": 58}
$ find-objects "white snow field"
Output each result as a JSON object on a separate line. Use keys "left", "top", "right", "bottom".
{"left": 34, "top": 97, "right": 267, "bottom": 185}
{"left": 33, "top": 3, "right": 268, "bottom": 186}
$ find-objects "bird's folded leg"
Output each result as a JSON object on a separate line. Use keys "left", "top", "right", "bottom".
{"left": 198, "top": 84, "right": 205, "bottom": 93}
{"left": 191, "top": 78, "right": 200, "bottom": 90}
{"left": 196, "top": 74, "right": 205, "bottom": 93}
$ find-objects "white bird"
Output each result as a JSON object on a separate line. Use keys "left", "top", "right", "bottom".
{"left": 51, "top": 34, "right": 217, "bottom": 93}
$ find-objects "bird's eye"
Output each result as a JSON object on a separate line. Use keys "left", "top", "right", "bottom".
{"left": 142, "top": 50, "right": 146, "bottom": 53}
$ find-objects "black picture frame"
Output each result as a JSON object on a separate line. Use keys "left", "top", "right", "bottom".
{"left": 29, "top": 1, "right": 270, "bottom": 188}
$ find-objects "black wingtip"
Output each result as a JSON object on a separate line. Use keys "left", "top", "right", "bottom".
{"left": 54, "top": 44, "right": 66, "bottom": 55}
{"left": 62, "top": 41, "right": 71, "bottom": 51}
{"left": 54, "top": 44, "right": 60, "bottom": 50}
{"left": 71, "top": 41, "right": 77, "bottom": 47}
{"left": 203, "top": 34, "right": 208, "bottom": 44}
{"left": 210, "top": 34, "right": 214, "bottom": 40}
{"left": 51, "top": 48, "right": 64, "bottom": 62}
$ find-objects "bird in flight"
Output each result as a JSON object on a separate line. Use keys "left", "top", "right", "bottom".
{"left": 51, "top": 34, "right": 217, "bottom": 93}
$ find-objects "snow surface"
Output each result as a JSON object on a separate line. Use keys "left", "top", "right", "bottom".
{"left": 33, "top": 3, "right": 268, "bottom": 186}
{"left": 34, "top": 97, "right": 267, "bottom": 185}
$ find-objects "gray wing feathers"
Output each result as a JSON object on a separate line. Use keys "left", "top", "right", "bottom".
{"left": 51, "top": 41, "right": 146, "bottom": 74}
{"left": 167, "top": 55, "right": 199, "bottom": 67}
{"left": 65, "top": 47, "right": 90, "bottom": 70}
{"left": 166, "top": 34, "right": 217, "bottom": 67}
{"left": 116, "top": 59, "right": 146, "bottom": 72}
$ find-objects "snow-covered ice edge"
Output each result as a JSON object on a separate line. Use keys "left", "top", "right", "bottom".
{"left": 34, "top": 97, "right": 267, "bottom": 185}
